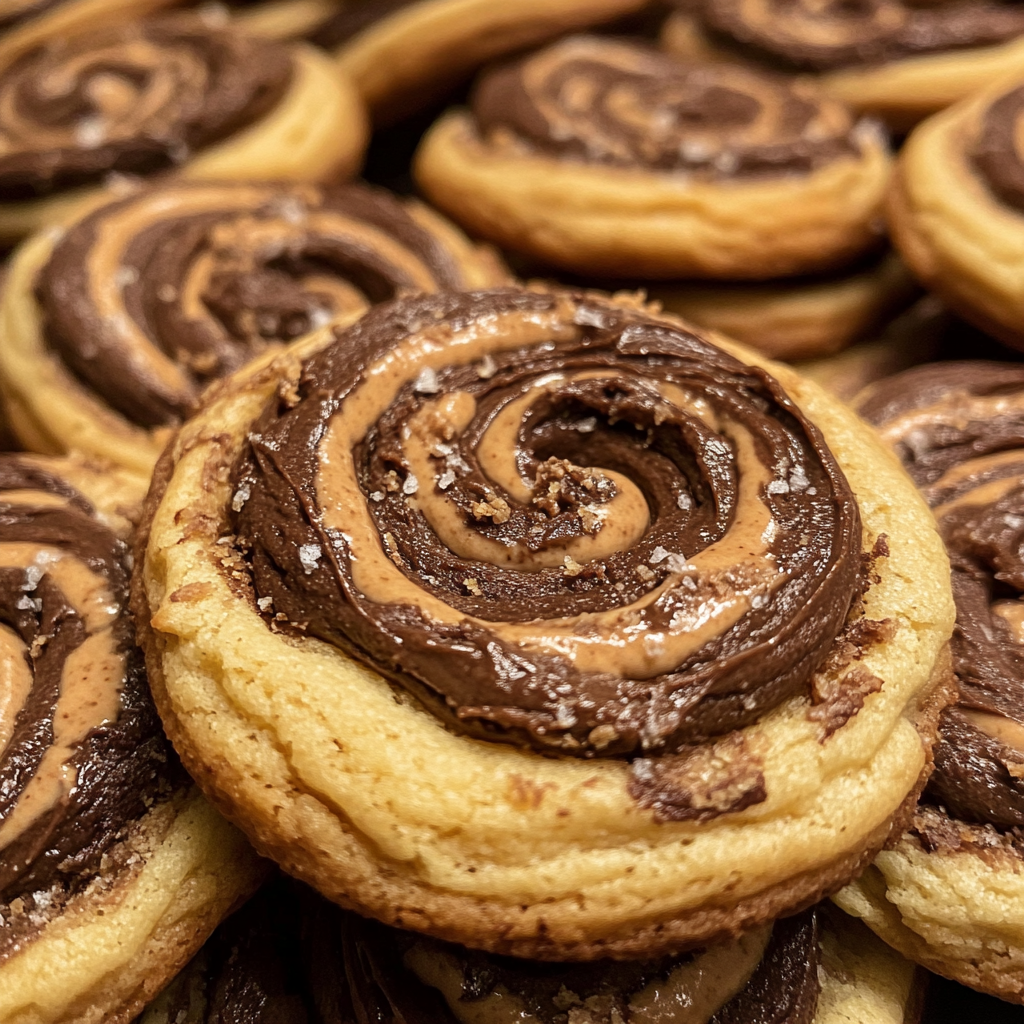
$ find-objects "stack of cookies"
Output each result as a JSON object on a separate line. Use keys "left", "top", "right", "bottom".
{"left": 0, "top": 2, "right": 1022, "bottom": 1022}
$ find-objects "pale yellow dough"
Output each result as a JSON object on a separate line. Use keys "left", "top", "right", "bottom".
{"left": 887, "top": 73, "right": 1024, "bottom": 348}
{"left": 136, "top": 311, "right": 954, "bottom": 959}
{"left": 0, "top": 44, "right": 368, "bottom": 244}
{"left": 414, "top": 111, "right": 891, "bottom": 279}
{"left": 661, "top": 11, "right": 1024, "bottom": 131}
{"left": 335, "top": 0, "right": 649, "bottom": 124}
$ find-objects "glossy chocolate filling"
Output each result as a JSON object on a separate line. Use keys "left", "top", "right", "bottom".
{"left": 35, "top": 181, "right": 492, "bottom": 428}
{"left": 0, "top": 456, "right": 179, "bottom": 912}
{"left": 860, "top": 361, "right": 1024, "bottom": 831}
{"left": 143, "top": 877, "right": 821, "bottom": 1024}
{"left": 471, "top": 36, "right": 863, "bottom": 176}
{"left": 689, "top": 0, "right": 1024, "bottom": 74}
{"left": 971, "top": 85, "right": 1024, "bottom": 212}
{"left": 232, "top": 288, "right": 862, "bottom": 764}
{"left": 0, "top": 16, "right": 291, "bottom": 201}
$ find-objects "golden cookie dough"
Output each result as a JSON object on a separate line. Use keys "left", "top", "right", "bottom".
{"left": 0, "top": 453, "right": 265, "bottom": 1024}
{"left": 887, "top": 72, "right": 1024, "bottom": 350}
{"left": 0, "top": 180, "right": 506, "bottom": 476}
{"left": 651, "top": 252, "right": 918, "bottom": 361}
{"left": 415, "top": 37, "right": 891, "bottom": 280}
{"left": 133, "top": 287, "right": 954, "bottom": 960}
{"left": 323, "top": 0, "right": 650, "bottom": 124}
{"left": 661, "top": 3, "right": 1024, "bottom": 132}
{"left": 0, "top": 16, "right": 367, "bottom": 243}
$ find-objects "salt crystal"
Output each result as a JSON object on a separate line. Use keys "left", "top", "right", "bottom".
{"left": 298, "top": 544, "right": 322, "bottom": 574}
{"left": 413, "top": 367, "right": 440, "bottom": 394}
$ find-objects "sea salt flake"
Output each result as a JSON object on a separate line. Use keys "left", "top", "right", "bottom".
{"left": 575, "top": 417, "right": 597, "bottom": 433}
{"left": 369, "top": 490, "right": 385, "bottom": 502}
{"left": 231, "top": 482, "right": 251, "bottom": 512}
{"left": 649, "top": 546, "right": 670, "bottom": 564}
{"left": 677, "top": 491, "right": 693, "bottom": 510}
{"left": 437, "top": 470, "right": 456, "bottom": 491}
{"left": 257, "top": 596, "right": 274, "bottom": 612}
{"left": 767, "top": 479, "right": 789, "bottom": 495}
{"left": 402, "top": 474, "right": 419, "bottom": 495}
{"left": 476, "top": 355, "right": 497, "bottom": 379}
{"left": 298, "top": 544, "right": 322, "bottom": 574}
{"left": 413, "top": 367, "right": 440, "bottom": 394}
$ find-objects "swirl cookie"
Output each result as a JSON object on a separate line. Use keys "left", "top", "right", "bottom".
{"left": 133, "top": 286, "right": 954, "bottom": 958}
{"left": 415, "top": 36, "right": 891, "bottom": 280}
{"left": 886, "top": 74, "right": 1024, "bottom": 351}
{"left": 0, "top": 14, "right": 367, "bottom": 243}
{"left": 835, "top": 362, "right": 1024, "bottom": 1003}
{"left": 0, "top": 180, "right": 505, "bottom": 476}
{"left": 662, "top": 0, "right": 1024, "bottom": 130}
{"left": 140, "top": 879, "right": 924, "bottom": 1024}
{"left": 651, "top": 252, "right": 918, "bottom": 361}
{"left": 0, "top": 452, "right": 264, "bottom": 1024}
{"left": 309, "top": 0, "right": 650, "bottom": 125}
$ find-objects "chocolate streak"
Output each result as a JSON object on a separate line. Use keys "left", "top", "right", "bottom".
{"left": 0, "top": 0, "right": 66, "bottom": 32}
{"left": 0, "top": 456, "right": 177, "bottom": 905}
{"left": 234, "top": 289, "right": 862, "bottom": 760}
{"left": 36, "top": 181, "right": 497, "bottom": 427}
{"left": 472, "top": 36, "right": 863, "bottom": 176}
{"left": 859, "top": 362, "right": 1024, "bottom": 831}
{"left": 143, "top": 876, "right": 821, "bottom": 1024}
{"left": 692, "top": 0, "right": 1024, "bottom": 74}
{"left": 0, "top": 16, "right": 292, "bottom": 201}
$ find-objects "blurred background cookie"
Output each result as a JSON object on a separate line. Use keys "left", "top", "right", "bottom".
{"left": 662, "top": 0, "right": 1024, "bottom": 131}
{"left": 0, "top": 452, "right": 264, "bottom": 1024}
{"left": 0, "top": 179, "right": 505, "bottom": 474}
{"left": 415, "top": 36, "right": 891, "bottom": 280}
{"left": 0, "top": 14, "right": 367, "bottom": 242}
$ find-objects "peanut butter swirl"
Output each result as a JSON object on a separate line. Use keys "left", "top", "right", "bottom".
{"left": 233, "top": 289, "right": 862, "bottom": 760}
{"left": 146, "top": 876, "right": 821, "bottom": 1024}
{"left": 688, "top": 0, "right": 1024, "bottom": 73}
{"left": 36, "top": 181, "right": 503, "bottom": 428}
{"left": 859, "top": 362, "right": 1024, "bottom": 830}
{"left": 0, "top": 16, "right": 291, "bottom": 201}
{"left": 471, "top": 36, "right": 865, "bottom": 177}
{"left": 0, "top": 456, "right": 177, "bottom": 908}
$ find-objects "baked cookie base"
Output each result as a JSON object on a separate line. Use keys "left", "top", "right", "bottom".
{"left": 133, "top": 316, "right": 956, "bottom": 960}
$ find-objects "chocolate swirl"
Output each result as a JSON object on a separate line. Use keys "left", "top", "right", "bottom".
{"left": 35, "top": 181, "right": 504, "bottom": 428}
{"left": 471, "top": 36, "right": 866, "bottom": 176}
{"left": 144, "top": 876, "right": 821, "bottom": 1024}
{"left": 859, "top": 362, "right": 1024, "bottom": 829}
{"left": 689, "top": 0, "right": 1024, "bottom": 73}
{"left": 0, "top": 455, "right": 178, "bottom": 907}
{"left": 233, "top": 289, "right": 862, "bottom": 760}
{"left": 970, "top": 85, "right": 1024, "bottom": 213}
{"left": 0, "top": 16, "right": 291, "bottom": 202}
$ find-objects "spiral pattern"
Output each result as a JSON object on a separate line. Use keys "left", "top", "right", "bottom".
{"left": 146, "top": 877, "right": 821, "bottom": 1024}
{"left": 35, "top": 181, "right": 504, "bottom": 428}
{"left": 859, "top": 362, "right": 1024, "bottom": 829}
{"left": 0, "top": 455, "right": 177, "bottom": 915}
{"left": 690, "top": 0, "right": 1024, "bottom": 73}
{"left": 233, "top": 289, "right": 863, "bottom": 764}
{"left": 0, "top": 15, "right": 291, "bottom": 201}
{"left": 471, "top": 35, "right": 866, "bottom": 176}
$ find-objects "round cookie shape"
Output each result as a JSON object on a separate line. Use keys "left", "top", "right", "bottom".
{"left": 886, "top": 74, "right": 1024, "bottom": 351}
{"left": 308, "top": 0, "right": 651, "bottom": 125}
{"left": 0, "top": 452, "right": 264, "bottom": 1024}
{"left": 133, "top": 286, "right": 955, "bottom": 959}
{"left": 836, "top": 362, "right": 1024, "bottom": 1003}
{"left": 0, "top": 14, "right": 368, "bottom": 243}
{"left": 662, "top": 0, "right": 1024, "bottom": 130}
{"left": 650, "top": 251, "right": 919, "bottom": 361}
{"left": 140, "top": 880, "right": 923, "bottom": 1024}
{"left": 414, "top": 36, "right": 891, "bottom": 280}
{"left": 0, "top": 179, "right": 506, "bottom": 475}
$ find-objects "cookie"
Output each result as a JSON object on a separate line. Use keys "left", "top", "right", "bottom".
{"left": 414, "top": 36, "right": 891, "bottom": 279}
{"left": 0, "top": 180, "right": 506, "bottom": 475}
{"left": 0, "top": 452, "right": 264, "bottom": 1024}
{"left": 887, "top": 73, "right": 1024, "bottom": 351}
{"left": 662, "top": 0, "right": 1024, "bottom": 131}
{"left": 836, "top": 362, "right": 1024, "bottom": 1002}
{"left": 0, "top": 14, "right": 367, "bottom": 243}
{"left": 311, "top": 0, "right": 650, "bottom": 124}
{"left": 139, "top": 878, "right": 924, "bottom": 1024}
{"left": 651, "top": 251, "right": 918, "bottom": 361}
{"left": 133, "top": 286, "right": 954, "bottom": 959}
{"left": 216, "top": 0, "right": 340, "bottom": 41}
